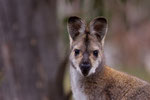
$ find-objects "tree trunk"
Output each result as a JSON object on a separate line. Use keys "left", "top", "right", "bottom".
{"left": 0, "top": 0, "right": 66, "bottom": 100}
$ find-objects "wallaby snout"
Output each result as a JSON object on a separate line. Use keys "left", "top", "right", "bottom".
{"left": 80, "top": 61, "right": 91, "bottom": 76}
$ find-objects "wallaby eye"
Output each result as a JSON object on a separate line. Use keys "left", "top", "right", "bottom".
{"left": 74, "top": 49, "right": 80, "bottom": 56}
{"left": 93, "top": 50, "right": 99, "bottom": 57}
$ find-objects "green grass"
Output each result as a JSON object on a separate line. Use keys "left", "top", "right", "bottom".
{"left": 120, "top": 66, "right": 150, "bottom": 83}
{"left": 63, "top": 66, "right": 71, "bottom": 95}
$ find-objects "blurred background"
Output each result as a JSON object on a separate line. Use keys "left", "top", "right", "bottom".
{"left": 0, "top": 0, "right": 150, "bottom": 100}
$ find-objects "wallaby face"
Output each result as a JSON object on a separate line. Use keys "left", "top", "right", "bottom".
{"left": 67, "top": 16, "right": 107, "bottom": 77}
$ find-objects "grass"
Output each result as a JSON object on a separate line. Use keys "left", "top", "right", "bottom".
{"left": 120, "top": 66, "right": 150, "bottom": 83}
{"left": 63, "top": 66, "right": 71, "bottom": 95}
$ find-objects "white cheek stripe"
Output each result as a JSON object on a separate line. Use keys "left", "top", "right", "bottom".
{"left": 88, "top": 58, "right": 101, "bottom": 76}
{"left": 70, "top": 54, "right": 83, "bottom": 76}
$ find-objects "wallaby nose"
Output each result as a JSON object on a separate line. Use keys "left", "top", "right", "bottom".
{"left": 80, "top": 61, "right": 91, "bottom": 76}
{"left": 80, "top": 62, "right": 90, "bottom": 70}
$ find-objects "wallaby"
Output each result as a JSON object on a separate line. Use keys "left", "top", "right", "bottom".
{"left": 67, "top": 16, "right": 150, "bottom": 100}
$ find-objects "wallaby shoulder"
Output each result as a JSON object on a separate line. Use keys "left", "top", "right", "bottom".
{"left": 103, "top": 66, "right": 150, "bottom": 100}
{"left": 81, "top": 66, "right": 150, "bottom": 100}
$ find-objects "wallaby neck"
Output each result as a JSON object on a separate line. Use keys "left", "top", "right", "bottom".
{"left": 70, "top": 64, "right": 107, "bottom": 100}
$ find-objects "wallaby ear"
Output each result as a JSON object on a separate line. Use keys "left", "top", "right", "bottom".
{"left": 90, "top": 17, "right": 108, "bottom": 42}
{"left": 67, "top": 16, "right": 85, "bottom": 41}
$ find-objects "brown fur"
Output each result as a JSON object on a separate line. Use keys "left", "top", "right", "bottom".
{"left": 81, "top": 65, "right": 150, "bottom": 100}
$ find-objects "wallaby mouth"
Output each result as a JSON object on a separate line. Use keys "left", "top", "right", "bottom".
{"left": 81, "top": 68, "right": 90, "bottom": 76}
{"left": 79, "top": 63, "right": 91, "bottom": 76}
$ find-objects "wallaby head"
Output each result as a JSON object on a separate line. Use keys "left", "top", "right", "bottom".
{"left": 67, "top": 16, "right": 108, "bottom": 77}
